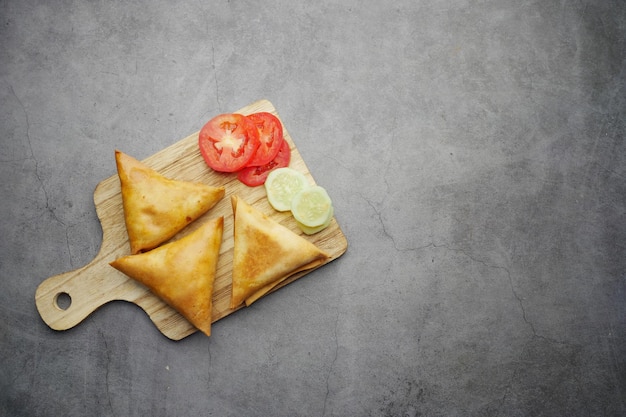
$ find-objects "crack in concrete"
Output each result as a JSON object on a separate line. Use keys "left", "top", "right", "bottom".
{"left": 358, "top": 191, "right": 435, "bottom": 256}
{"left": 360, "top": 192, "right": 396, "bottom": 245}
{"left": 434, "top": 243, "right": 535, "bottom": 333}
{"left": 9, "top": 83, "right": 74, "bottom": 268}
{"left": 497, "top": 331, "right": 579, "bottom": 412}
{"left": 357, "top": 190, "right": 573, "bottom": 414}
{"left": 426, "top": 244, "right": 580, "bottom": 414}
{"left": 9, "top": 85, "right": 66, "bottom": 225}
{"left": 357, "top": 190, "right": 564, "bottom": 376}
{"left": 364, "top": 192, "right": 571, "bottom": 349}
{"left": 429, "top": 243, "right": 572, "bottom": 345}
{"left": 323, "top": 153, "right": 351, "bottom": 176}
{"left": 428, "top": 243, "right": 536, "bottom": 414}
{"left": 357, "top": 191, "right": 542, "bottom": 344}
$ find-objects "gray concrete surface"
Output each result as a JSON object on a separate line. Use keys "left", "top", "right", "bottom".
{"left": 1, "top": 0, "right": 625, "bottom": 416}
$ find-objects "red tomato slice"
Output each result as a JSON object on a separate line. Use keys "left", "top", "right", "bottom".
{"left": 199, "top": 113, "right": 260, "bottom": 172}
{"left": 244, "top": 112, "right": 284, "bottom": 167}
{"left": 237, "top": 139, "right": 291, "bottom": 186}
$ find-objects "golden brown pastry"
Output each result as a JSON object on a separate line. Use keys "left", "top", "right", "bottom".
{"left": 230, "top": 196, "right": 330, "bottom": 308}
{"left": 110, "top": 216, "right": 224, "bottom": 337}
{"left": 115, "top": 150, "right": 225, "bottom": 254}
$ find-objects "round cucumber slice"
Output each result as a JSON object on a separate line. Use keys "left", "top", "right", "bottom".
{"left": 297, "top": 205, "right": 333, "bottom": 235}
{"left": 265, "top": 167, "right": 310, "bottom": 212}
{"left": 291, "top": 185, "right": 333, "bottom": 228}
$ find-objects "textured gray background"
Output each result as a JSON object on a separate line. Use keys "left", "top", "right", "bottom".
{"left": 1, "top": 0, "right": 625, "bottom": 416}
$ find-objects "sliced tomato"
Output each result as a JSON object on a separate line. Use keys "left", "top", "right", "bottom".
{"left": 237, "top": 139, "right": 291, "bottom": 187}
{"left": 244, "top": 112, "right": 284, "bottom": 167}
{"left": 199, "top": 113, "right": 260, "bottom": 172}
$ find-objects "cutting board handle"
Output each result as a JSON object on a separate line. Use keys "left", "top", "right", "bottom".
{"left": 35, "top": 255, "right": 148, "bottom": 331}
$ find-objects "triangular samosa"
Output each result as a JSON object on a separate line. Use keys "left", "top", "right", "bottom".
{"left": 115, "top": 150, "right": 225, "bottom": 254}
{"left": 230, "top": 196, "right": 329, "bottom": 308}
{"left": 110, "top": 216, "right": 224, "bottom": 336}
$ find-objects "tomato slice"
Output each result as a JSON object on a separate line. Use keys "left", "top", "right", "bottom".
{"left": 199, "top": 113, "right": 260, "bottom": 172}
{"left": 237, "top": 139, "right": 291, "bottom": 187}
{"left": 244, "top": 112, "right": 284, "bottom": 167}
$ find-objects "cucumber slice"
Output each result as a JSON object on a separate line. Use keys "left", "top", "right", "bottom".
{"left": 291, "top": 185, "right": 333, "bottom": 228}
{"left": 297, "top": 205, "right": 333, "bottom": 235}
{"left": 265, "top": 167, "right": 310, "bottom": 212}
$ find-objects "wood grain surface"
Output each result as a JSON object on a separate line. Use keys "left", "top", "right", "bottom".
{"left": 35, "top": 99, "right": 348, "bottom": 340}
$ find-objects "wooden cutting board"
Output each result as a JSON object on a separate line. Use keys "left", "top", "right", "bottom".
{"left": 35, "top": 99, "right": 348, "bottom": 340}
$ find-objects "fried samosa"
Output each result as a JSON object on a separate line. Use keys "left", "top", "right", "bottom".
{"left": 110, "top": 216, "right": 224, "bottom": 336}
{"left": 115, "top": 150, "right": 224, "bottom": 254}
{"left": 230, "top": 196, "right": 329, "bottom": 308}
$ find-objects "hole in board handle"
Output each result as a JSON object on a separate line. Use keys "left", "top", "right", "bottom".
{"left": 54, "top": 292, "right": 72, "bottom": 311}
